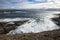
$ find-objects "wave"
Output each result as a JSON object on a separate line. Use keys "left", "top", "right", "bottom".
{"left": 6, "top": 13, "right": 60, "bottom": 35}
{"left": 0, "top": 18, "right": 31, "bottom": 22}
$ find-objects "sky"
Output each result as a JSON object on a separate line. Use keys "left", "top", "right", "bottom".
{"left": 0, "top": 0, "right": 60, "bottom": 9}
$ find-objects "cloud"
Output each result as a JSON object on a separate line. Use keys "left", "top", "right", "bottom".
{"left": 0, "top": 0, "right": 60, "bottom": 9}
{"left": 18, "top": 3, "right": 60, "bottom": 9}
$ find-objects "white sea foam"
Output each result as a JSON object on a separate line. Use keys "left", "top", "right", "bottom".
{"left": 0, "top": 18, "right": 31, "bottom": 22}
{"left": 7, "top": 12, "right": 60, "bottom": 35}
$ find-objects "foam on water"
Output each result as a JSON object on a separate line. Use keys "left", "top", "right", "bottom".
{"left": 7, "top": 13, "right": 60, "bottom": 35}
{"left": 0, "top": 18, "right": 31, "bottom": 22}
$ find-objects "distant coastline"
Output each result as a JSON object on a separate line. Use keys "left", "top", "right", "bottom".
{"left": 0, "top": 8, "right": 60, "bottom": 12}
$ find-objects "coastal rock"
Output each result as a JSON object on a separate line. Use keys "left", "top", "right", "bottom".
{"left": 0, "top": 20, "right": 28, "bottom": 34}
{"left": 52, "top": 14, "right": 60, "bottom": 26}
{"left": 0, "top": 29, "right": 60, "bottom": 40}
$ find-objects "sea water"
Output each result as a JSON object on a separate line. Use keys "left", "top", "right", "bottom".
{"left": 0, "top": 10, "right": 60, "bottom": 35}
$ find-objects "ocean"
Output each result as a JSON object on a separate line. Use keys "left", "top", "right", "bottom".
{"left": 0, "top": 10, "right": 60, "bottom": 35}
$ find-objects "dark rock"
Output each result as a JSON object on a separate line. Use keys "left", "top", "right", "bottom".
{"left": 14, "top": 20, "right": 28, "bottom": 26}
{"left": 3, "top": 24, "right": 16, "bottom": 34}
{"left": 0, "top": 27, "right": 5, "bottom": 34}
{"left": 51, "top": 14, "right": 60, "bottom": 26}
{"left": 0, "top": 20, "right": 28, "bottom": 34}
{"left": 0, "top": 29, "right": 60, "bottom": 40}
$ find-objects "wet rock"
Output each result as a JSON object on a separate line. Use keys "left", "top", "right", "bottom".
{"left": 51, "top": 14, "right": 60, "bottom": 26}
{"left": 0, "top": 20, "right": 28, "bottom": 34}
{"left": 0, "top": 27, "right": 5, "bottom": 34}
{"left": 14, "top": 20, "right": 28, "bottom": 26}
{"left": 3, "top": 24, "right": 16, "bottom": 34}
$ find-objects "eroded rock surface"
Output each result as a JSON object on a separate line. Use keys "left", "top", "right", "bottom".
{"left": 52, "top": 14, "right": 60, "bottom": 26}
{"left": 0, "top": 20, "right": 28, "bottom": 34}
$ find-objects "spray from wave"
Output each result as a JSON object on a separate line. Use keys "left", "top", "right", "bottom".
{"left": 6, "top": 12, "right": 60, "bottom": 35}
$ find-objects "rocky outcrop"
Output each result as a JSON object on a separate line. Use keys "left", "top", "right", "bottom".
{"left": 0, "top": 20, "right": 28, "bottom": 34}
{"left": 0, "top": 29, "right": 60, "bottom": 40}
{"left": 52, "top": 14, "right": 60, "bottom": 26}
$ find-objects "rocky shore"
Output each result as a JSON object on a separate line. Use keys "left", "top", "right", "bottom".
{"left": 0, "top": 20, "right": 28, "bottom": 34}
{"left": 0, "top": 14, "right": 60, "bottom": 40}
{"left": 0, "top": 29, "right": 60, "bottom": 40}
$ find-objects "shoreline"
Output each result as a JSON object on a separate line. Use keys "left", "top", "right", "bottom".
{"left": 0, "top": 29, "right": 60, "bottom": 40}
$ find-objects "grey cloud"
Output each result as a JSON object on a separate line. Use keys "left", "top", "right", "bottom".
{"left": 0, "top": 0, "right": 59, "bottom": 9}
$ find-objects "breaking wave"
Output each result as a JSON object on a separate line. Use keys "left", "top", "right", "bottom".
{"left": 6, "top": 12, "right": 60, "bottom": 35}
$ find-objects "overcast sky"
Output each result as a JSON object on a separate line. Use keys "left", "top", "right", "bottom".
{"left": 0, "top": 0, "right": 60, "bottom": 9}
